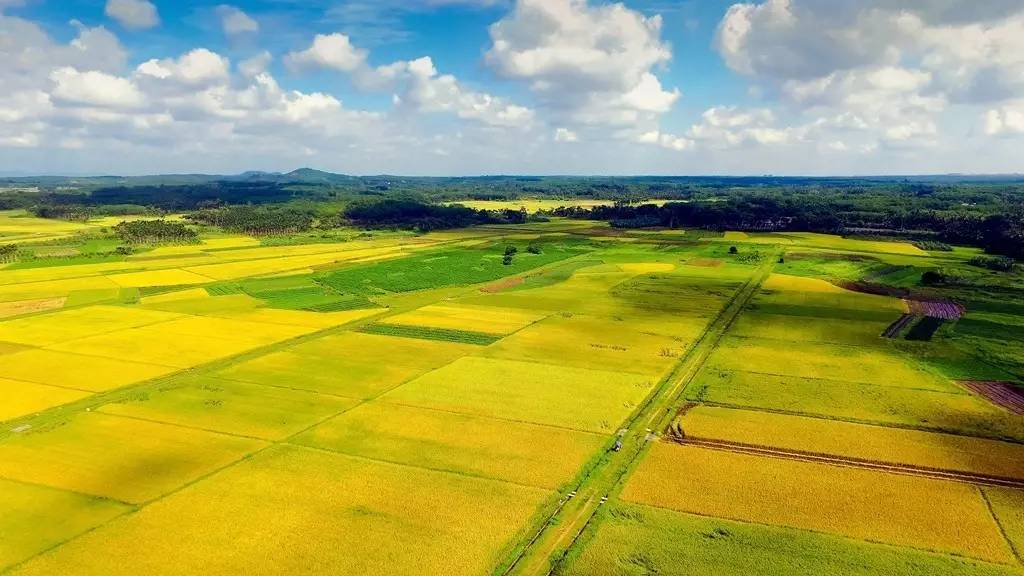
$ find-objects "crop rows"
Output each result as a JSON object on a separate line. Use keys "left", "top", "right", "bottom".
{"left": 359, "top": 323, "right": 502, "bottom": 345}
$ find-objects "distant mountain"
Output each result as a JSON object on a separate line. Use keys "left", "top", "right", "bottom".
{"left": 281, "top": 168, "right": 359, "bottom": 185}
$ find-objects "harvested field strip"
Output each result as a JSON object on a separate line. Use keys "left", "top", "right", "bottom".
{"left": 883, "top": 314, "right": 916, "bottom": 338}
{"left": 623, "top": 443, "right": 1015, "bottom": 564}
{"left": 961, "top": 381, "right": 1024, "bottom": 415}
{"left": 359, "top": 323, "right": 502, "bottom": 345}
{"left": 678, "top": 438, "right": 1024, "bottom": 489}
{"left": 676, "top": 407, "right": 1024, "bottom": 482}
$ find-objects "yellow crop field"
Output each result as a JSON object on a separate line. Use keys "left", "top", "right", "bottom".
{"left": 153, "top": 316, "right": 312, "bottom": 344}
{"left": 107, "top": 268, "right": 213, "bottom": 288}
{"left": 99, "top": 376, "right": 357, "bottom": 440}
{"left": 183, "top": 246, "right": 406, "bottom": 280}
{"left": 623, "top": 443, "right": 1014, "bottom": 564}
{"left": 0, "top": 412, "right": 264, "bottom": 504}
{"left": 730, "top": 312, "right": 892, "bottom": 346}
{"left": 617, "top": 262, "right": 676, "bottom": 273}
{"left": 0, "top": 297, "right": 65, "bottom": 319}
{"left": 0, "top": 478, "right": 129, "bottom": 571}
{"left": 291, "top": 331, "right": 476, "bottom": 370}
{"left": 0, "top": 378, "right": 90, "bottom": 422}
{"left": 385, "top": 303, "right": 546, "bottom": 335}
{"left": 131, "top": 236, "right": 259, "bottom": 257}
{"left": 218, "top": 350, "right": 432, "bottom": 398}
{"left": 383, "top": 356, "right": 653, "bottom": 433}
{"left": 0, "top": 349, "right": 175, "bottom": 392}
{"left": 689, "top": 369, "right": 1024, "bottom": 441}
{"left": 295, "top": 401, "right": 606, "bottom": 489}
{"left": 7, "top": 445, "right": 550, "bottom": 576}
{"left": 0, "top": 276, "right": 121, "bottom": 303}
{"left": 49, "top": 323, "right": 289, "bottom": 369}
{"left": 708, "top": 336, "right": 958, "bottom": 392}
{"left": 983, "top": 488, "right": 1024, "bottom": 558}
{"left": 483, "top": 314, "right": 695, "bottom": 377}
{"left": 448, "top": 199, "right": 617, "bottom": 212}
{"left": 0, "top": 305, "right": 182, "bottom": 346}
{"left": 139, "top": 288, "right": 210, "bottom": 304}
{"left": 756, "top": 277, "right": 908, "bottom": 312}
{"left": 762, "top": 273, "right": 846, "bottom": 294}
{"left": 208, "top": 306, "right": 382, "bottom": 329}
{"left": 681, "top": 406, "right": 1024, "bottom": 480}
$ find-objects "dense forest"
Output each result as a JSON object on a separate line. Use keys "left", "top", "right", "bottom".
{"left": 3, "top": 170, "right": 1023, "bottom": 256}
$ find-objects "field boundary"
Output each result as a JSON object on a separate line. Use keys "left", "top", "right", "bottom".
{"left": 499, "top": 250, "right": 780, "bottom": 576}
{"left": 674, "top": 437, "right": 1024, "bottom": 489}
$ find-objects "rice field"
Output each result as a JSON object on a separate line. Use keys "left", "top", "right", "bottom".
{"left": 5, "top": 445, "right": 550, "bottom": 576}
{"left": 679, "top": 406, "right": 1024, "bottom": 480}
{"left": 383, "top": 356, "right": 655, "bottom": 433}
{"left": 3, "top": 222, "right": 1024, "bottom": 575}
{"left": 622, "top": 443, "right": 1015, "bottom": 563}
{"left": 557, "top": 503, "right": 1022, "bottom": 576}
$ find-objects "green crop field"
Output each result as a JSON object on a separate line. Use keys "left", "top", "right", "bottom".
{"left": 2, "top": 216, "right": 1023, "bottom": 576}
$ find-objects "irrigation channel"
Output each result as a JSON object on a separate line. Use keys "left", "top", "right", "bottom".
{"left": 503, "top": 251, "right": 781, "bottom": 576}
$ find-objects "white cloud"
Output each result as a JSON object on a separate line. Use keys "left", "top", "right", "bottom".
{"left": 636, "top": 130, "right": 693, "bottom": 151}
{"left": 136, "top": 49, "right": 230, "bottom": 86}
{"left": 216, "top": 5, "right": 259, "bottom": 36}
{"left": 554, "top": 127, "right": 578, "bottom": 142}
{"left": 712, "top": 0, "right": 1024, "bottom": 151}
{"left": 285, "top": 33, "right": 367, "bottom": 73}
{"left": 486, "top": 0, "right": 679, "bottom": 128}
{"left": 984, "top": 102, "right": 1024, "bottom": 136}
{"left": 239, "top": 51, "right": 272, "bottom": 78}
{"left": 50, "top": 67, "right": 145, "bottom": 108}
{"left": 105, "top": 0, "right": 159, "bottom": 30}
{"left": 686, "top": 106, "right": 794, "bottom": 149}
{"left": 287, "top": 33, "right": 533, "bottom": 128}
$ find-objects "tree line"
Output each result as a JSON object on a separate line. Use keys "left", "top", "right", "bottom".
{"left": 552, "top": 195, "right": 1024, "bottom": 259}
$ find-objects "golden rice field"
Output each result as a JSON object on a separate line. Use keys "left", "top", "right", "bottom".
{"left": 2, "top": 221, "right": 1024, "bottom": 575}
{"left": 293, "top": 401, "right": 606, "bottom": 489}
{"left": 382, "top": 356, "right": 654, "bottom": 433}
{"left": 680, "top": 406, "right": 1024, "bottom": 480}
{"left": 6, "top": 445, "right": 550, "bottom": 576}
{"left": 623, "top": 443, "right": 1015, "bottom": 564}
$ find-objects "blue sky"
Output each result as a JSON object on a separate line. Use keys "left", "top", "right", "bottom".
{"left": 2, "top": 1, "right": 1024, "bottom": 175}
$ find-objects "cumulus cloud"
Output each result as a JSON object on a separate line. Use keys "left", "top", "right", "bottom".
{"left": 984, "top": 102, "right": 1024, "bottom": 136}
{"left": 136, "top": 49, "right": 230, "bottom": 86}
{"left": 285, "top": 33, "right": 368, "bottom": 73}
{"left": 486, "top": 0, "right": 679, "bottom": 127}
{"left": 713, "top": 0, "right": 1024, "bottom": 149}
{"left": 50, "top": 67, "right": 145, "bottom": 108}
{"left": 105, "top": 0, "right": 159, "bottom": 30}
{"left": 216, "top": 5, "right": 259, "bottom": 36}
{"left": 286, "top": 33, "right": 533, "bottom": 128}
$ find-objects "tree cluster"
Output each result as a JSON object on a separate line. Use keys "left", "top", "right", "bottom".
{"left": 113, "top": 220, "right": 198, "bottom": 244}
{"left": 343, "top": 200, "right": 526, "bottom": 232}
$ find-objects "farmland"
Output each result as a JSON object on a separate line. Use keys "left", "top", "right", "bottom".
{"left": 1, "top": 209, "right": 1023, "bottom": 576}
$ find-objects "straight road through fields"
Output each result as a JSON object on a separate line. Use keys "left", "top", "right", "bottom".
{"left": 503, "top": 252, "right": 780, "bottom": 576}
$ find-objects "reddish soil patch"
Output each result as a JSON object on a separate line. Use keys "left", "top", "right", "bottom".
{"left": 688, "top": 258, "right": 724, "bottom": 268}
{"left": 480, "top": 277, "right": 524, "bottom": 293}
{"left": 906, "top": 299, "right": 965, "bottom": 320}
{"left": 961, "top": 381, "right": 1024, "bottom": 415}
